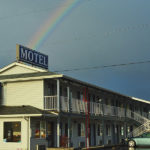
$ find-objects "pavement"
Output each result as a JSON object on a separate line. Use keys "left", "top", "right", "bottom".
{"left": 82, "top": 146, "right": 150, "bottom": 150}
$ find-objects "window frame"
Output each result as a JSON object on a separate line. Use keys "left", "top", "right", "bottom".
{"left": 34, "top": 120, "right": 46, "bottom": 139}
{"left": 3, "top": 121, "right": 22, "bottom": 143}
{"left": 106, "top": 124, "right": 111, "bottom": 136}
{"left": 78, "top": 123, "right": 85, "bottom": 137}
{"left": 97, "top": 124, "right": 103, "bottom": 136}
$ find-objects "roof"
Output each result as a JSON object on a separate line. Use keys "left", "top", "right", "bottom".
{"left": 0, "top": 105, "right": 57, "bottom": 116}
{"left": 0, "top": 62, "right": 150, "bottom": 104}
{"left": 0, "top": 71, "right": 59, "bottom": 80}
{"left": 0, "top": 62, "right": 47, "bottom": 73}
{"left": 0, "top": 71, "right": 63, "bottom": 82}
{"left": 131, "top": 97, "right": 150, "bottom": 105}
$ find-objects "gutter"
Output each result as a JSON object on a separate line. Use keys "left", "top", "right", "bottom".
{"left": 0, "top": 114, "right": 42, "bottom": 118}
{"left": 0, "top": 74, "right": 63, "bottom": 82}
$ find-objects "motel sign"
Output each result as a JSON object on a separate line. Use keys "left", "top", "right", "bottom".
{"left": 16, "top": 44, "right": 48, "bottom": 69}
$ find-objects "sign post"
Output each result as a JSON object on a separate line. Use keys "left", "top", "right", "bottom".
{"left": 16, "top": 44, "right": 48, "bottom": 69}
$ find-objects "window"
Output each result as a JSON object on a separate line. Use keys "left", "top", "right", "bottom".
{"left": 4, "top": 122, "right": 21, "bottom": 142}
{"left": 78, "top": 123, "right": 85, "bottom": 137}
{"left": 127, "top": 126, "right": 130, "bottom": 133}
{"left": 64, "top": 87, "right": 67, "bottom": 97}
{"left": 106, "top": 124, "right": 111, "bottom": 136}
{"left": 77, "top": 91, "right": 80, "bottom": 99}
{"left": 97, "top": 124, "right": 103, "bottom": 136}
{"left": 93, "top": 95, "right": 95, "bottom": 102}
{"left": 65, "top": 123, "right": 68, "bottom": 137}
{"left": 60, "top": 86, "right": 62, "bottom": 96}
{"left": 34, "top": 121, "right": 46, "bottom": 139}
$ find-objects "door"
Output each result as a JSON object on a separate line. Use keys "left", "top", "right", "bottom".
{"left": 93, "top": 124, "right": 96, "bottom": 146}
{"left": 47, "top": 122, "right": 54, "bottom": 147}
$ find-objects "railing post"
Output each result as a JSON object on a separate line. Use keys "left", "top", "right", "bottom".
{"left": 57, "top": 79, "right": 60, "bottom": 112}
{"left": 43, "top": 97, "right": 45, "bottom": 109}
{"left": 67, "top": 86, "right": 71, "bottom": 112}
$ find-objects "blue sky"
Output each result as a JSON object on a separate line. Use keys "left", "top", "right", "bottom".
{"left": 0, "top": 0, "right": 150, "bottom": 100}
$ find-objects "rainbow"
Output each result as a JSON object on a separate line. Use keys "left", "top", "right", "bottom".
{"left": 28, "top": 0, "right": 81, "bottom": 50}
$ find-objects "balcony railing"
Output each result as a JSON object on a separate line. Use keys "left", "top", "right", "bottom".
{"left": 90, "top": 102, "right": 103, "bottom": 115}
{"left": 44, "top": 96, "right": 127, "bottom": 118}
{"left": 72, "top": 98, "right": 88, "bottom": 113}
{"left": 61, "top": 96, "right": 69, "bottom": 112}
{"left": 43, "top": 96, "right": 149, "bottom": 123}
{"left": 44, "top": 96, "right": 57, "bottom": 110}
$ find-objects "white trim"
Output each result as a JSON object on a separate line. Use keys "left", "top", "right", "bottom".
{"left": 0, "top": 74, "right": 63, "bottom": 82}
{"left": 0, "top": 62, "right": 47, "bottom": 74}
{"left": 0, "top": 113, "right": 58, "bottom": 118}
{"left": 131, "top": 97, "right": 150, "bottom": 104}
{"left": 0, "top": 114, "right": 42, "bottom": 118}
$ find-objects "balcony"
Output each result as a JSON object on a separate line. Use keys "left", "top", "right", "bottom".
{"left": 44, "top": 96, "right": 127, "bottom": 118}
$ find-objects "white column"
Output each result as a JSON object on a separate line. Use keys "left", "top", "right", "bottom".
{"left": 57, "top": 79, "right": 60, "bottom": 147}
{"left": 57, "top": 117, "right": 60, "bottom": 147}
{"left": 67, "top": 86, "right": 71, "bottom": 147}
{"left": 57, "top": 79, "right": 60, "bottom": 112}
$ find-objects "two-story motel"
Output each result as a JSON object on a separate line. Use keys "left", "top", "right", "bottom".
{"left": 0, "top": 45, "right": 150, "bottom": 150}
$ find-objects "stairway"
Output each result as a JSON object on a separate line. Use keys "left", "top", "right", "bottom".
{"left": 127, "top": 111, "right": 150, "bottom": 138}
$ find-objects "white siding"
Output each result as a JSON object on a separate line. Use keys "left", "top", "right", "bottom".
{"left": 0, "top": 117, "right": 28, "bottom": 150}
{"left": 4, "top": 80, "right": 44, "bottom": 109}
{"left": 0, "top": 65, "right": 37, "bottom": 75}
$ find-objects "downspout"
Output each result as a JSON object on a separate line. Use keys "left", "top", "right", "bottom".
{"left": 28, "top": 117, "right": 31, "bottom": 150}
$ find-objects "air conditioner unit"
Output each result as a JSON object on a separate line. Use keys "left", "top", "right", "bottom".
{"left": 36, "top": 145, "right": 46, "bottom": 150}
{"left": 108, "top": 140, "right": 111, "bottom": 145}
{"left": 99, "top": 140, "right": 103, "bottom": 145}
{"left": 79, "top": 141, "right": 85, "bottom": 148}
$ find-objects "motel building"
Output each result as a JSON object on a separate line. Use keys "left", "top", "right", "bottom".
{"left": 0, "top": 45, "right": 150, "bottom": 150}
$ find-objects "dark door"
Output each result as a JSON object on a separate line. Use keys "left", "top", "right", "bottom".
{"left": 116, "top": 125, "right": 119, "bottom": 144}
{"left": 89, "top": 124, "right": 91, "bottom": 146}
{"left": 47, "top": 122, "right": 54, "bottom": 147}
{"left": 93, "top": 124, "right": 96, "bottom": 146}
{"left": 112, "top": 124, "right": 115, "bottom": 144}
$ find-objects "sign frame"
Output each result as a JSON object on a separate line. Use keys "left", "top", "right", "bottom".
{"left": 16, "top": 44, "right": 48, "bottom": 69}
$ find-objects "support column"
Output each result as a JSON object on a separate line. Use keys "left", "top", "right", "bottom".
{"left": 67, "top": 86, "right": 71, "bottom": 147}
{"left": 57, "top": 79, "right": 60, "bottom": 147}
{"left": 124, "top": 122, "right": 127, "bottom": 139}
{"left": 67, "top": 86, "right": 71, "bottom": 112}
{"left": 114, "top": 123, "right": 119, "bottom": 144}
{"left": 57, "top": 117, "right": 60, "bottom": 147}
{"left": 102, "top": 120, "right": 105, "bottom": 145}
{"left": 68, "top": 117, "right": 71, "bottom": 147}
{"left": 57, "top": 79, "right": 60, "bottom": 112}
{"left": 101, "top": 99, "right": 105, "bottom": 145}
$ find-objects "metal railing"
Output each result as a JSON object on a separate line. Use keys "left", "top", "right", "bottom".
{"left": 44, "top": 96, "right": 126, "bottom": 118}
{"left": 61, "top": 96, "right": 69, "bottom": 112}
{"left": 90, "top": 102, "right": 103, "bottom": 115}
{"left": 43, "top": 96, "right": 149, "bottom": 123}
{"left": 128, "top": 121, "right": 150, "bottom": 138}
{"left": 126, "top": 110, "right": 149, "bottom": 124}
{"left": 44, "top": 96, "right": 57, "bottom": 110}
{"left": 127, "top": 110, "right": 150, "bottom": 138}
{"left": 71, "top": 98, "right": 88, "bottom": 113}
{"left": 44, "top": 95, "right": 150, "bottom": 138}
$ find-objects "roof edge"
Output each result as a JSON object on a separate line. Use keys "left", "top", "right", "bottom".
{"left": 0, "top": 62, "right": 48, "bottom": 74}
